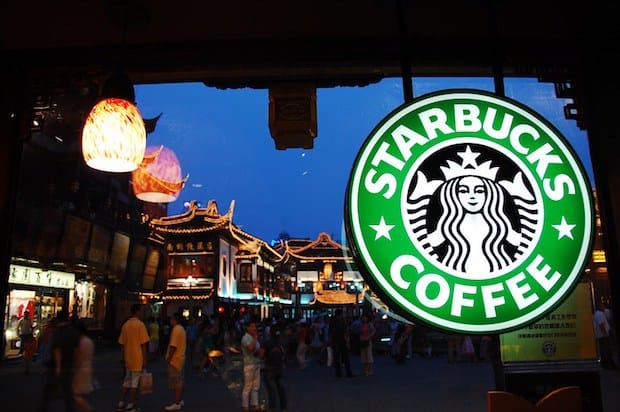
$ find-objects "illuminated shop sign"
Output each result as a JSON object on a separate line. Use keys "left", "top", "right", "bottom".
{"left": 9, "top": 264, "right": 75, "bottom": 289}
{"left": 500, "top": 282, "right": 597, "bottom": 362}
{"left": 345, "top": 90, "right": 593, "bottom": 334}
{"left": 166, "top": 277, "right": 214, "bottom": 289}
{"left": 166, "top": 241, "right": 213, "bottom": 253}
{"left": 591, "top": 249, "right": 606, "bottom": 263}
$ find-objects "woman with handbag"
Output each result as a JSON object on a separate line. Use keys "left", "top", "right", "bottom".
{"left": 359, "top": 313, "right": 376, "bottom": 376}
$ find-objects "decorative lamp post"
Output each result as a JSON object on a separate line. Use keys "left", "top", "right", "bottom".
{"left": 132, "top": 145, "right": 188, "bottom": 202}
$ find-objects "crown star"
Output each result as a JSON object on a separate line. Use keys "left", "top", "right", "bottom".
{"left": 457, "top": 145, "right": 480, "bottom": 168}
{"left": 440, "top": 145, "right": 499, "bottom": 181}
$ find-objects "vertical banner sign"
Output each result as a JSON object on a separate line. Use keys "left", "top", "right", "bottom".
{"left": 345, "top": 90, "right": 594, "bottom": 334}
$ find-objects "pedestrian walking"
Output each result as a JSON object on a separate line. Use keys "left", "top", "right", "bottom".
{"left": 284, "top": 321, "right": 296, "bottom": 364}
{"left": 359, "top": 313, "right": 376, "bottom": 376}
{"left": 38, "top": 309, "right": 80, "bottom": 412}
{"left": 17, "top": 309, "right": 35, "bottom": 374}
{"left": 446, "top": 333, "right": 461, "bottom": 364}
{"left": 164, "top": 313, "right": 187, "bottom": 411}
{"left": 185, "top": 318, "right": 198, "bottom": 367}
{"left": 37, "top": 316, "right": 57, "bottom": 372}
{"left": 594, "top": 303, "right": 615, "bottom": 369}
{"left": 296, "top": 320, "right": 309, "bottom": 369}
{"left": 160, "top": 316, "right": 171, "bottom": 357}
{"left": 460, "top": 335, "right": 477, "bottom": 362}
{"left": 328, "top": 308, "right": 354, "bottom": 378}
{"left": 73, "top": 320, "right": 95, "bottom": 412}
{"left": 241, "top": 320, "right": 263, "bottom": 412}
{"left": 486, "top": 334, "right": 505, "bottom": 390}
{"left": 349, "top": 316, "right": 362, "bottom": 356}
{"left": 479, "top": 335, "right": 492, "bottom": 361}
{"left": 309, "top": 317, "right": 324, "bottom": 362}
{"left": 221, "top": 318, "right": 237, "bottom": 377}
{"left": 117, "top": 303, "right": 150, "bottom": 412}
{"left": 392, "top": 323, "right": 410, "bottom": 365}
{"left": 263, "top": 325, "right": 288, "bottom": 412}
{"left": 147, "top": 316, "right": 160, "bottom": 361}
{"left": 198, "top": 318, "right": 218, "bottom": 378}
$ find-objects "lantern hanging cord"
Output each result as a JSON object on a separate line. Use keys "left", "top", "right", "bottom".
{"left": 396, "top": 0, "right": 414, "bottom": 103}
{"left": 119, "top": 0, "right": 130, "bottom": 70}
{"left": 487, "top": 0, "right": 505, "bottom": 97}
{"left": 101, "top": 1, "right": 138, "bottom": 102}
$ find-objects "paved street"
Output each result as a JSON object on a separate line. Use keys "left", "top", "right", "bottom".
{"left": 1, "top": 343, "right": 618, "bottom": 412}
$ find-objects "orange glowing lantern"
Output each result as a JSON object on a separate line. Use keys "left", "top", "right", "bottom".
{"left": 132, "top": 145, "right": 188, "bottom": 203}
{"left": 82, "top": 97, "right": 146, "bottom": 172}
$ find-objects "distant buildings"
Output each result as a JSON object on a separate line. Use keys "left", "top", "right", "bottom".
{"left": 147, "top": 200, "right": 367, "bottom": 321}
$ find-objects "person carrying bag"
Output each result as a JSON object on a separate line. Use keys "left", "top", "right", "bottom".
{"left": 139, "top": 370, "right": 153, "bottom": 395}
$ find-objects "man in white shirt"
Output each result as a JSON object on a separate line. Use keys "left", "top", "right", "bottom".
{"left": 241, "top": 321, "right": 262, "bottom": 412}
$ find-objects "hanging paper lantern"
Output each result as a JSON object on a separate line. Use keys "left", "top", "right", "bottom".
{"left": 132, "top": 145, "right": 187, "bottom": 203}
{"left": 82, "top": 98, "right": 146, "bottom": 173}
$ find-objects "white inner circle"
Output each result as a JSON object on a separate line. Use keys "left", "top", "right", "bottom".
{"left": 401, "top": 137, "right": 544, "bottom": 280}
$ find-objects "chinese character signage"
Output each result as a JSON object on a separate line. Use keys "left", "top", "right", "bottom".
{"left": 9, "top": 264, "right": 75, "bottom": 289}
{"left": 501, "top": 282, "right": 597, "bottom": 362}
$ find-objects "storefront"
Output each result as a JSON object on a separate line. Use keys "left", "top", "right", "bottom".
{"left": 69, "top": 279, "right": 108, "bottom": 334}
{"left": 4, "top": 264, "right": 75, "bottom": 358}
{"left": 160, "top": 277, "right": 215, "bottom": 321}
{"left": 276, "top": 233, "right": 365, "bottom": 319}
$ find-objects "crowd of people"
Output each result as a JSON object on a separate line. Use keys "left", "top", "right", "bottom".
{"left": 8, "top": 301, "right": 468, "bottom": 412}
{"left": 134, "top": 307, "right": 393, "bottom": 411}
{"left": 29, "top": 303, "right": 486, "bottom": 412}
{"left": 26, "top": 301, "right": 599, "bottom": 412}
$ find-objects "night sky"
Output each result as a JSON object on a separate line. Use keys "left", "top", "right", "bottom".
{"left": 135, "top": 77, "right": 593, "bottom": 244}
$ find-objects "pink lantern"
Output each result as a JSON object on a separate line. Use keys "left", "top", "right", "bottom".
{"left": 132, "top": 146, "right": 187, "bottom": 203}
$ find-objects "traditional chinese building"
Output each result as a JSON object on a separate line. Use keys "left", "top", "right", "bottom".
{"left": 148, "top": 200, "right": 286, "bottom": 320}
{"left": 276, "top": 232, "right": 366, "bottom": 319}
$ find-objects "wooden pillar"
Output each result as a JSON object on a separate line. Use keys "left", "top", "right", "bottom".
{"left": 575, "top": 48, "right": 620, "bottom": 350}
{"left": 0, "top": 64, "right": 26, "bottom": 358}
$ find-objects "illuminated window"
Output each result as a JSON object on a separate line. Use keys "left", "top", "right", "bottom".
{"left": 240, "top": 263, "right": 252, "bottom": 283}
{"left": 221, "top": 255, "right": 228, "bottom": 276}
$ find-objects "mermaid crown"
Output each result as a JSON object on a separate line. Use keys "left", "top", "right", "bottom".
{"left": 440, "top": 145, "right": 499, "bottom": 181}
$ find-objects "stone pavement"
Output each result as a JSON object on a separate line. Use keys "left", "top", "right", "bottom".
{"left": 0, "top": 344, "right": 618, "bottom": 412}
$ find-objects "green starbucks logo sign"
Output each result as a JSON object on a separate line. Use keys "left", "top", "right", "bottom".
{"left": 345, "top": 90, "right": 593, "bottom": 334}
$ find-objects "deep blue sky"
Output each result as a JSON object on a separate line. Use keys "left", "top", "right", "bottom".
{"left": 135, "top": 77, "right": 593, "bottom": 243}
